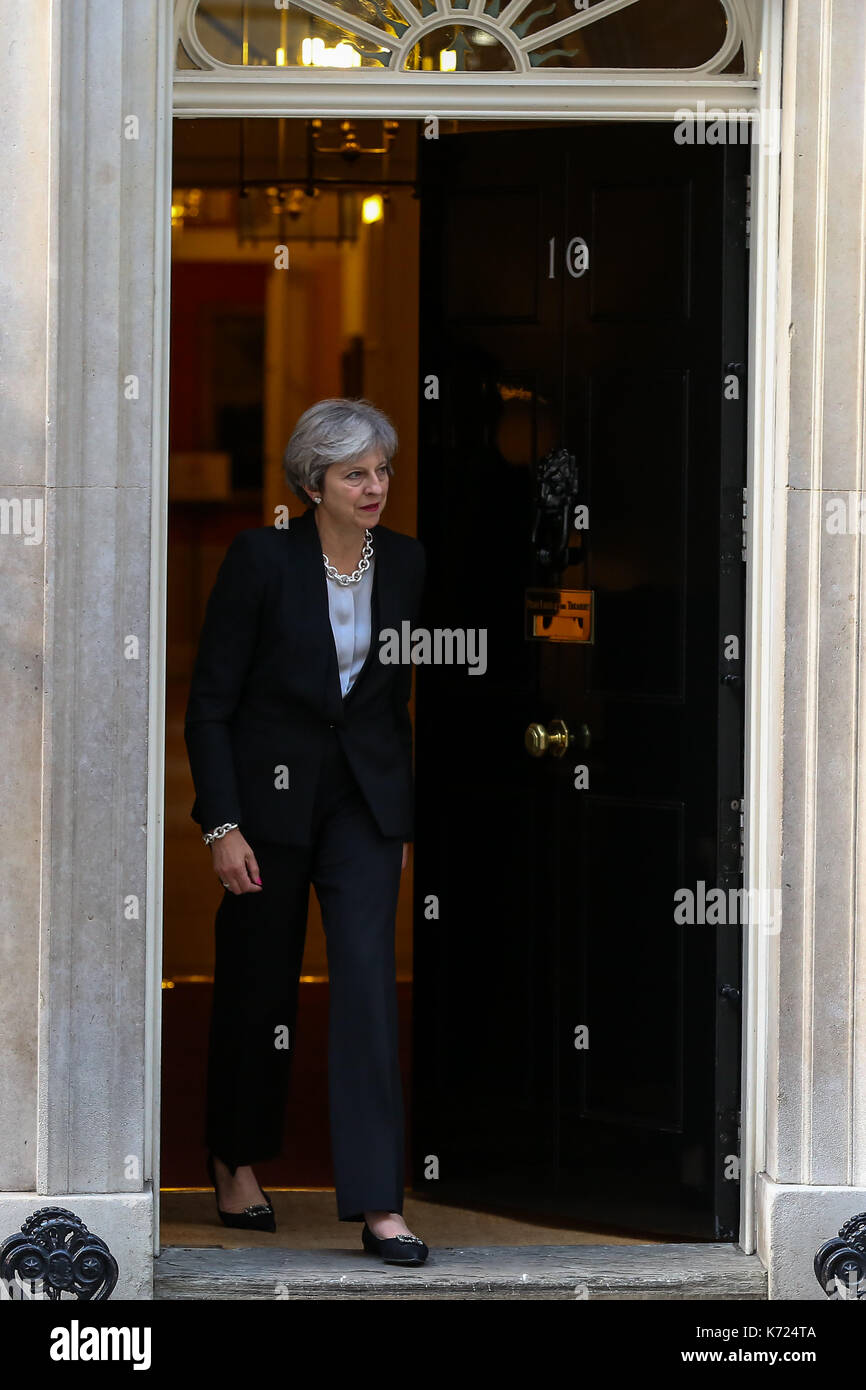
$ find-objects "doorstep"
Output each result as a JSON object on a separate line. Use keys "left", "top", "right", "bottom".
{"left": 154, "top": 1243, "right": 767, "bottom": 1300}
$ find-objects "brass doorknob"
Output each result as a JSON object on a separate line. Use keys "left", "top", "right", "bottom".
{"left": 524, "top": 718, "right": 573, "bottom": 758}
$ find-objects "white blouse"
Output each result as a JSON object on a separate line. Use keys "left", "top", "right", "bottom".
{"left": 326, "top": 557, "right": 375, "bottom": 697}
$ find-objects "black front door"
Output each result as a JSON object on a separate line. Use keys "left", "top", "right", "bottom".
{"left": 412, "top": 124, "right": 747, "bottom": 1239}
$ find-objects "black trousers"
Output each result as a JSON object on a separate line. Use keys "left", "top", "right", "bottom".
{"left": 203, "top": 728, "right": 405, "bottom": 1222}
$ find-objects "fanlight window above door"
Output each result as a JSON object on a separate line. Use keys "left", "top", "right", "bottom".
{"left": 175, "top": 0, "right": 757, "bottom": 75}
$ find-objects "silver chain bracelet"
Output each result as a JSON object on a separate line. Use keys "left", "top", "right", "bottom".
{"left": 202, "top": 822, "right": 239, "bottom": 847}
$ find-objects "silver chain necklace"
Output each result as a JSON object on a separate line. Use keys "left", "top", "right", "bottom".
{"left": 322, "top": 529, "right": 374, "bottom": 586}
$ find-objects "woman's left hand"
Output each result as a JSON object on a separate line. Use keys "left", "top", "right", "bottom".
{"left": 401, "top": 842, "right": 409, "bottom": 871}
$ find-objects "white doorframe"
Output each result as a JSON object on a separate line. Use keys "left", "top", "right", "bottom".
{"left": 739, "top": 0, "right": 784, "bottom": 1265}
{"left": 148, "top": 0, "right": 784, "bottom": 1258}
{"left": 147, "top": 0, "right": 178, "bottom": 1261}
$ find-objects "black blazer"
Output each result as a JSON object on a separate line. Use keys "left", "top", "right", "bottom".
{"left": 184, "top": 507, "right": 426, "bottom": 848}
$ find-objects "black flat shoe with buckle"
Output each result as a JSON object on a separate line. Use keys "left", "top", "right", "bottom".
{"left": 206, "top": 1152, "right": 277, "bottom": 1233}
{"left": 361, "top": 1222, "right": 428, "bottom": 1265}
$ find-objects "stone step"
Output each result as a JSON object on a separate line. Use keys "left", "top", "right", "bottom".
{"left": 155, "top": 1242, "right": 767, "bottom": 1300}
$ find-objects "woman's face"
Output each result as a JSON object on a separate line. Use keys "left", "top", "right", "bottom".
{"left": 315, "top": 449, "right": 390, "bottom": 529}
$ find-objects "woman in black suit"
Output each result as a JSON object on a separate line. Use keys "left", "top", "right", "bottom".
{"left": 184, "top": 398, "right": 428, "bottom": 1265}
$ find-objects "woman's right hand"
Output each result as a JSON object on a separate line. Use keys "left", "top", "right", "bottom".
{"left": 211, "top": 828, "right": 262, "bottom": 894}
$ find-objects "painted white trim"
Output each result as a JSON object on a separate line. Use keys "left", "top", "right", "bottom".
{"left": 38, "top": 0, "right": 62, "bottom": 1204}
{"left": 173, "top": 72, "right": 761, "bottom": 120}
{"left": 147, "top": 0, "right": 178, "bottom": 1260}
{"left": 153, "top": 0, "right": 783, "bottom": 1258}
{"left": 738, "top": 0, "right": 784, "bottom": 1261}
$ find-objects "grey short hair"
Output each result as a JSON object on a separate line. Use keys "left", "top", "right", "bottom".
{"left": 282, "top": 398, "right": 398, "bottom": 506}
